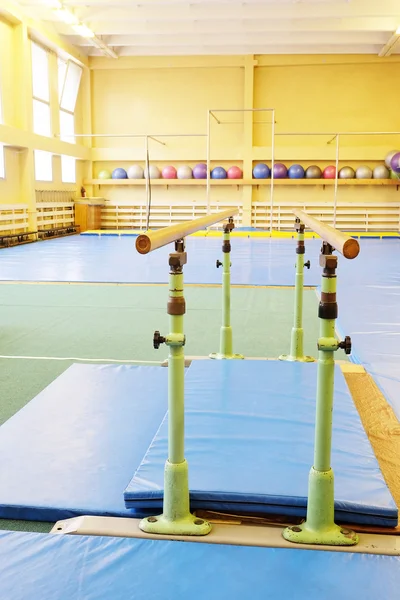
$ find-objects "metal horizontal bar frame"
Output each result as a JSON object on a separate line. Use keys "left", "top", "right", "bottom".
{"left": 136, "top": 208, "right": 239, "bottom": 254}
{"left": 293, "top": 209, "right": 360, "bottom": 259}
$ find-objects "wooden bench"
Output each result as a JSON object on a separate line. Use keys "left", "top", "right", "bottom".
{"left": 38, "top": 225, "right": 80, "bottom": 240}
{"left": 0, "top": 231, "right": 38, "bottom": 248}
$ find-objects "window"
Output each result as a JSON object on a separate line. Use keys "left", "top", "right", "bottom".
{"left": 0, "top": 145, "right": 4, "bottom": 179}
{"left": 33, "top": 99, "right": 51, "bottom": 136}
{"left": 34, "top": 150, "right": 53, "bottom": 181}
{"left": 61, "top": 155, "right": 76, "bottom": 183}
{"left": 58, "top": 59, "right": 67, "bottom": 102}
{"left": 59, "top": 60, "right": 82, "bottom": 113}
{"left": 59, "top": 109, "right": 75, "bottom": 143}
{"left": 31, "top": 42, "right": 51, "bottom": 137}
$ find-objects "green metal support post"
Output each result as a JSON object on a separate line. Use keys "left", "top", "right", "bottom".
{"left": 210, "top": 218, "right": 244, "bottom": 360}
{"left": 279, "top": 217, "right": 313, "bottom": 362}
{"left": 283, "top": 242, "right": 358, "bottom": 546}
{"left": 140, "top": 239, "right": 211, "bottom": 536}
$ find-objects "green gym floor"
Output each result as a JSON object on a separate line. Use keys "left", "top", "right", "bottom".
{"left": 0, "top": 282, "right": 319, "bottom": 533}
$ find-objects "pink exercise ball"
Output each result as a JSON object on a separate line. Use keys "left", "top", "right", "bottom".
{"left": 162, "top": 165, "right": 177, "bottom": 179}
{"left": 227, "top": 166, "right": 243, "bottom": 179}
{"left": 323, "top": 165, "right": 336, "bottom": 179}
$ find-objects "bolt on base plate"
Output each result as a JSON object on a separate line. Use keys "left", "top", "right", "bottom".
{"left": 279, "top": 354, "right": 315, "bottom": 363}
{"left": 282, "top": 523, "right": 359, "bottom": 546}
{"left": 139, "top": 513, "right": 212, "bottom": 536}
{"left": 209, "top": 352, "right": 244, "bottom": 360}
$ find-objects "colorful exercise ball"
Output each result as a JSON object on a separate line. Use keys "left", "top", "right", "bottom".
{"left": 177, "top": 165, "right": 193, "bottom": 179}
{"left": 356, "top": 165, "right": 373, "bottom": 179}
{"left": 385, "top": 150, "right": 399, "bottom": 169}
{"left": 193, "top": 163, "right": 208, "bottom": 179}
{"left": 127, "top": 165, "right": 143, "bottom": 179}
{"left": 288, "top": 164, "right": 305, "bottom": 179}
{"left": 227, "top": 166, "right": 243, "bottom": 179}
{"left": 98, "top": 169, "right": 111, "bottom": 179}
{"left": 338, "top": 166, "right": 355, "bottom": 179}
{"left": 305, "top": 165, "right": 322, "bottom": 179}
{"left": 252, "top": 163, "right": 270, "bottom": 179}
{"left": 373, "top": 165, "right": 390, "bottom": 179}
{"left": 144, "top": 165, "right": 161, "bottom": 179}
{"left": 112, "top": 167, "right": 127, "bottom": 179}
{"left": 211, "top": 166, "right": 227, "bottom": 179}
{"left": 323, "top": 165, "right": 336, "bottom": 179}
{"left": 162, "top": 165, "right": 177, "bottom": 179}
{"left": 390, "top": 152, "right": 400, "bottom": 174}
{"left": 273, "top": 163, "right": 288, "bottom": 179}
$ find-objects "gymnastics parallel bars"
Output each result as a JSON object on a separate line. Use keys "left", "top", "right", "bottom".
{"left": 293, "top": 209, "right": 359, "bottom": 259}
{"left": 136, "top": 208, "right": 239, "bottom": 254}
{"left": 136, "top": 208, "right": 239, "bottom": 538}
{"left": 283, "top": 209, "right": 359, "bottom": 548}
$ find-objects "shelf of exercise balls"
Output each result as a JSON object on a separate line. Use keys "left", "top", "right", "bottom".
{"left": 85, "top": 178, "right": 399, "bottom": 187}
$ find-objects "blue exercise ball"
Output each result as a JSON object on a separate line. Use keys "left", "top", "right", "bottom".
{"left": 211, "top": 166, "right": 227, "bottom": 179}
{"left": 288, "top": 164, "right": 305, "bottom": 179}
{"left": 253, "top": 163, "right": 270, "bottom": 179}
{"left": 112, "top": 167, "right": 128, "bottom": 179}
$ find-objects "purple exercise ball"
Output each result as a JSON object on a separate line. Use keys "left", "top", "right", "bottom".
{"left": 273, "top": 163, "right": 288, "bottom": 179}
{"left": 390, "top": 152, "right": 400, "bottom": 174}
{"left": 193, "top": 163, "right": 208, "bottom": 179}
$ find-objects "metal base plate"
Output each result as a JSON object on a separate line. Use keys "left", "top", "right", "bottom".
{"left": 139, "top": 513, "right": 211, "bottom": 536}
{"left": 278, "top": 354, "right": 315, "bottom": 362}
{"left": 50, "top": 516, "right": 399, "bottom": 556}
{"left": 209, "top": 353, "right": 245, "bottom": 360}
{"left": 283, "top": 523, "right": 359, "bottom": 546}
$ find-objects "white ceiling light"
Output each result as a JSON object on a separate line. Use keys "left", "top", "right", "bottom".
{"left": 72, "top": 24, "right": 95, "bottom": 39}
{"left": 53, "top": 8, "right": 79, "bottom": 26}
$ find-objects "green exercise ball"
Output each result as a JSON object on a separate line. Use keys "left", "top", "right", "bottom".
{"left": 98, "top": 169, "right": 111, "bottom": 179}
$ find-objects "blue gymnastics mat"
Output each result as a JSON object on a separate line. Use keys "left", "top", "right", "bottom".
{"left": 1, "top": 531, "right": 399, "bottom": 600}
{"left": 0, "top": 364, "right": 168, "bottom": 521}
{"left": 125, "top": 360, "right": 397, "bottom": 527}
{"left": 335, "top": 239, "right": 400, "bottom": 421}
{"left": 0, "top": 235, "right": 320, "bottom": 286}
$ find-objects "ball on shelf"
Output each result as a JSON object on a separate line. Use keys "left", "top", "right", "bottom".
{"left": 162, "top": 165, "right": 177, "bottom": 179}
{"left": 252, "top": 163, "right": 270, "bottom": 179}
{"left": 273, "top": 163, "right": 288, "bottom": 179}
{"left": 385, "top": 150, "right": 399, "bottom": 169}
{"left": 338, "top": 166, "right": 355, "bottom": 179}
{"left": 177, "top": 165, "right": 193, "bottom": 179}
{"left": 98, "top": 169, "right": 111, "bottom": 179}
{"left": 193, "top": 163, "right": 208, "bottom": 179}
{"left": 112, "top": 168, "right": 128, "bottom": 179}
{"left": 211, "top": 166, "right": 227, "bottom": 179}
{"left": 323, "top": 165, "right": 336, "bottom": 179}
{"left": 390, "top": 152, "right": 400, "bottom": 174}
{"left": 288, "top": 164, "right": 305, "bottom": 179}
{"left": 373, "top": 165, "right": 390, "bottom": 179}
{"left": 127, "top": 165, "right": 144, "bottom": 179}
{"left": 227, "top": 166, "right": 243, "bottom": 179}
{"left": 305, "top": 165, "right": 322, "bottom": 179}
{"left": 144, "top": 165, "right": 161, "bottom": 179}
{"left": 355, "top": 165, "right": 373, "bottom": 179}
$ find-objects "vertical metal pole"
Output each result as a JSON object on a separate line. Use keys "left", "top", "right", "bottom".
{"left": 279, "top": 218, "right": 313, "bottom": 362}
{"left": 145, "top": 136, "right": 150, "bottom": 230}
{"left": 140, "top": 242, "right": 211, "bottom": 537}
{"left": 333, "top": 134, "right": 340, "bottom": 228}
{"left": 206, "top": 110, "right": 211, "bottom": 215}
{"left": 283, "top": 243, "right": 358, "bottom": 547}
{"left": 269, "top": 109, "right": 275, "bottom": 232}
{"left": 210, "top": 219, "right": 243, "bottom": 360}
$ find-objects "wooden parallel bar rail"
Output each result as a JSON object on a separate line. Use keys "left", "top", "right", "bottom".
{"left": 136, "top": 208, "right": 239, "bottom": 254}
{"left": 293, "top": 209, "right": 360, "bottom": 259}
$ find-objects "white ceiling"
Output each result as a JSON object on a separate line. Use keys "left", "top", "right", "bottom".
{"left": 15, "top": 0, "right": 400, "bottom": 57}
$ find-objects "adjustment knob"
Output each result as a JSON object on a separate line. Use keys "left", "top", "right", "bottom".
{"left": 216, "top": 260, "right": 222, "bottom": 268}
{"left": 304, "top": 260, "right": 311, "bottom": 269}
{"left": 153, "top": 330, "right": 166, "bottom": 349}
{"left": 338, "top": 336, "right": 351, "bottom": 355}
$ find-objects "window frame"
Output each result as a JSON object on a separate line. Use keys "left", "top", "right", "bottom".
{"left": 31, "top": 41, "right": 52, "bottom": 137}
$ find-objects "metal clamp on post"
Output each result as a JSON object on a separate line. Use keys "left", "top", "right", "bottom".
{"left": 283, "top": 239, "right": 359, "bottom": 547}
{"left": 210, "top": 218, "right": 244, "bottom": 360}
{"left": 279, "top": 217, "right": 314, "bottom": 363}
